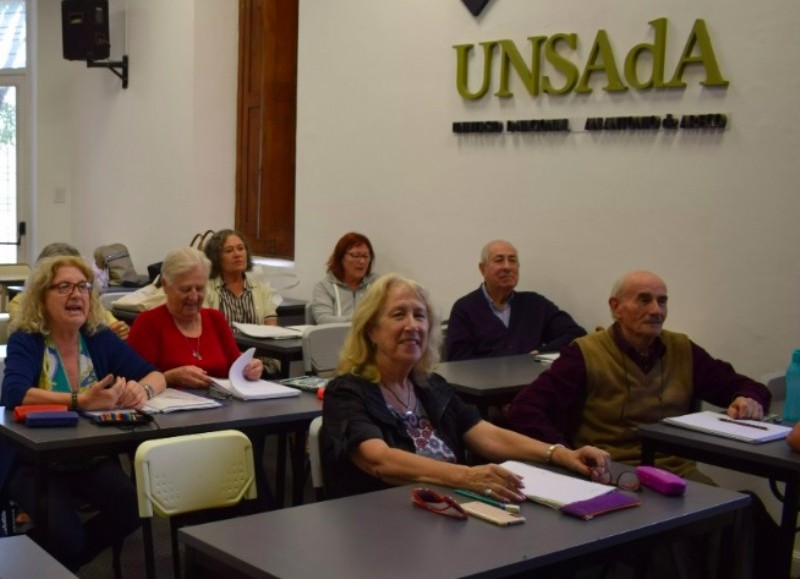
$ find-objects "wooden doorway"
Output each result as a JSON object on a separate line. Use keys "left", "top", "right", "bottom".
{"left": 236, "top": 0, "right": 298, "bottom": 258}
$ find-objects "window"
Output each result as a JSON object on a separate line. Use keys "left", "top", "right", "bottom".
{"left": 0, "top": 0, "right": 25, "bottom": 264}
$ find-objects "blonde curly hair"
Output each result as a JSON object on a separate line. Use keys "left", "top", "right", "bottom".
{"left": 11, "top": 256, "right": 106, "bottom": 335}
{"left": 336, "top": 273, "right": 441, "bottom": 384}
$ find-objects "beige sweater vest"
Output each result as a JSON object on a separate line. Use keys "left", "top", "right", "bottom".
{"left": 573, "top": 327, "right": 699, "bottom": 477}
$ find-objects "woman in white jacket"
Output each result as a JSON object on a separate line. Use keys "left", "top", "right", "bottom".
{"left": 312, "top": 232, "right": 377, "bottom": 324}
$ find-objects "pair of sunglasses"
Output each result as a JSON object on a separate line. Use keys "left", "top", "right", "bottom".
{"left": 411, "top": 488, "right": 468, "bottom": 520}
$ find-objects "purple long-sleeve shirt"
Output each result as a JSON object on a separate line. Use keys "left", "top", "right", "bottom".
{"left": 508, "top": 325, "right": 771, "bottom": 446}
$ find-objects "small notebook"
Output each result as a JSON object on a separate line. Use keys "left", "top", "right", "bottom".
{"left": 662, "top": 410, "right": 791, "bottom": 444}
{"left": 232, "top": 323, "right": 303, "bottom": 340}
{"left": 212, "top": 348, "right": 300, "bottom": 401}
{"left": 141, "top": 388, "right": 221, "bottom": 414}
{"left": 500, "top": 461, "right": 613, "bottom": 509}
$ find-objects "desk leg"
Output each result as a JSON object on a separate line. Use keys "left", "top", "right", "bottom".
{"left": 291, "top": 427, "right": 307, "bottom": 506}
{"left": 33, "top": 457, "right": 49, "bottom": 546}
{"left": 640, "top": 440, "right": 655, "bottom": 466}
{"left": 777, "top": 477, "right": 799, "bottom": 579}
{"left": 275, "top": 433, "right": 287, "bottom": 507}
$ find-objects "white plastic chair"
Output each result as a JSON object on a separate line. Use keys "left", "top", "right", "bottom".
{"left": 302, "top": 323, "right": 350, "bottom": 376}
{"left": 134, "top": 430, "right": 257, "bottom": 579}
{"left": 308, "top": 416, "right": 325, "bottom": 501}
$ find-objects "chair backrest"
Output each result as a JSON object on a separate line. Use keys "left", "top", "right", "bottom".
{"left": 302, "top": 323, "right": 350, "bottom": 375}
{"left": 308, "top": 416, "right": 324, "bottom": 500}
{"left": 0, "top": 312, "right": 9, "bottom": 344}
{"left": 760, "top": 371, "right": 786, "bottom": 414}
{"left": 134, "top": 430, "right": 256, "bottom": 519}
{"left": 304, "top": 302, "right": 315, "bottom": 325}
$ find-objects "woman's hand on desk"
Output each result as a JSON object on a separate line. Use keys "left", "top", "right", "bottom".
{"left": 551, "top": 445, "right": 611, "bottom": 480}
{"left": 80, "top": 374, "right": 125, "bottom": 410}
{"left": 461, "top": 464, "right": 526, "bottom": 503}
{"left": 164, "top": 366, "right": 211, "bottom": 389}
{"left": 115, "top": 380, "right": 147, "bottom": 409}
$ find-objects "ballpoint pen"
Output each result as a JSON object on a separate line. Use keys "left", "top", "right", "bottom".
{"left": 453, "top": 489, "right": 522, "bottom": 513}
{"left": 717, "top": 417, "right": 769, "bottom": 431}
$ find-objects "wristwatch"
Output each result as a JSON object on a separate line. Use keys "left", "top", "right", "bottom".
{"left": 70, "top": 391, "right": 79, "bottom": 411}
{"left": 142, "top": 383, "right": 156, "bottom": 400}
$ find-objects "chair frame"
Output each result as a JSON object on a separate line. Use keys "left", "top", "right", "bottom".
{"left": 134, "top": 430, "right": 257, "bottom": 579}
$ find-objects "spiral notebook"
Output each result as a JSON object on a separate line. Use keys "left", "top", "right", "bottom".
{"left": 662, "top": 411, "right": 791, "bottom": 444}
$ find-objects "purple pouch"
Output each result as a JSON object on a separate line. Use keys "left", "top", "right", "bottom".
{"left": 560, "top": 491, "right": 640, "bottom": 520}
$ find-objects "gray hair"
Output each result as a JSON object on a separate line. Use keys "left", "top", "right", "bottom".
{"left": 37, "top": 242, "right": 80, "bottom": 262}
{"left": 160, "top": 247, "right": 211, "bottom": 284}
{"left": 480, "top": 240, "right": 518, "bottom": 264}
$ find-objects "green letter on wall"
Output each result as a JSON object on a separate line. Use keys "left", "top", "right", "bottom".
{"left": 625, "top": 18, "right": 668, "bottom": 89}
{"left": 542, "top": 33, "right": 579, "bottom": 95}
{"left": 576, "top": 30, "right": 628, "bottom": 94}
{"left": 496, "top": 40, "right": 540, "bottom": 98}
{"left": 454, "top": 42, "right": 497, "bottom": 100}
{"left": 666, "top": 19, "right": 729, "bottom": 88}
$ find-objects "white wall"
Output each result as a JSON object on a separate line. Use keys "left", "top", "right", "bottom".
{"left": 32, "top": 0, "right": 800, "bottom": 378}
{"left": 292, "top": 0, "right": 800, "bottom": 383}
{"left": 32, "top": 0, "right": 237, "bottom": 267}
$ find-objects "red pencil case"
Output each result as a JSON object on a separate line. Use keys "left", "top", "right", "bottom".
{"left": 25, "top": 411, "right": 79, "bottom": 428}
{"left": 13, "top": 404, "right": 69, "bottom": 423}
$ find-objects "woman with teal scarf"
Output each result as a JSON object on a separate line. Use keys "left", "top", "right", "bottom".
{"left": 0, "top": 255, "right": 166, "bottom": 570}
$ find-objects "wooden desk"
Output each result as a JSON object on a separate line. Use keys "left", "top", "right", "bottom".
{"left": 0, "top": 535, "right": 78, "bottom": 578}
{"left": 180, "top": 480, "right": 750, "bottom": 579}
{"left": 639, "top": 422, "right": 799, "bottom": 579}
{"left": 0, "top": 393, "right": 321, "bottom": 545}
{"left": 434, "top": 354, "right": 547, "bottom": 416}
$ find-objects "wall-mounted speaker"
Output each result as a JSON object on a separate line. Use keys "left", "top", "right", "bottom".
{"left": 61, "top": 0, "right": 110, "bottom": 61}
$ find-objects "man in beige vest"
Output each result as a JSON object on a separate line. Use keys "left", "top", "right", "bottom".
{"left": 507, "top": 270, "right": 770, "bottom": 481}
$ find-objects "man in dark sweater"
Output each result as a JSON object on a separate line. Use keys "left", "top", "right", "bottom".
{"left": 445, "top": 240, "right": 586, "bottom": 361}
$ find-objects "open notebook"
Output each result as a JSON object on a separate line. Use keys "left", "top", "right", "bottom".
{"left": 663, "top": 410, "right": 791, "bottom": 444}
{"left": 500, "top": 460, "right": 613, "bottom": 509}
{"left": 232, "top": 323, "right": 307, "bottom": 340}
{"left": 141, "top": 388, "right": 221, "bottom": 414}
{"left": 212, "top": 348, "right": 301, "bottom": 401}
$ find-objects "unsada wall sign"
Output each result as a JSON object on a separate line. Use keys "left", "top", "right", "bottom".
{"left": 454, "top": 18, "right": 728, "bottom": 100}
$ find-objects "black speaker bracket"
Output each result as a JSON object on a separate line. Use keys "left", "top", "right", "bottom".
{"left": 86, "top": 54, "right": 129, "bottom": 89}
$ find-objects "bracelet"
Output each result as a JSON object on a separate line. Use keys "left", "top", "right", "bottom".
{"left": 70, "top": 391, "right": 79, "bottom": 411}
{"left": 141, "top": 383, "right": 156, "bottom": 400}
{"left": 545, "top": 443, "right": 564, "bottom": 465}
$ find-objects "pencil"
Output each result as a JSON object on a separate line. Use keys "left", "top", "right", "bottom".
{"left": 717, "top": 417, "right": 769, "bottom": 431}
{"left": 453, "top": 489, "right": 522, "bottom": 514}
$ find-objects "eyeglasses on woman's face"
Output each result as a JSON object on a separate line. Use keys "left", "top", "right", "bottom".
{"left": 411, "top": 488, "right": 468, "bottom": 520}
{"left": 345, "top": 252, "right": 371, "bottom": 261}
{"left": 49, "top": 281, "right": 92, "bottom": 295}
